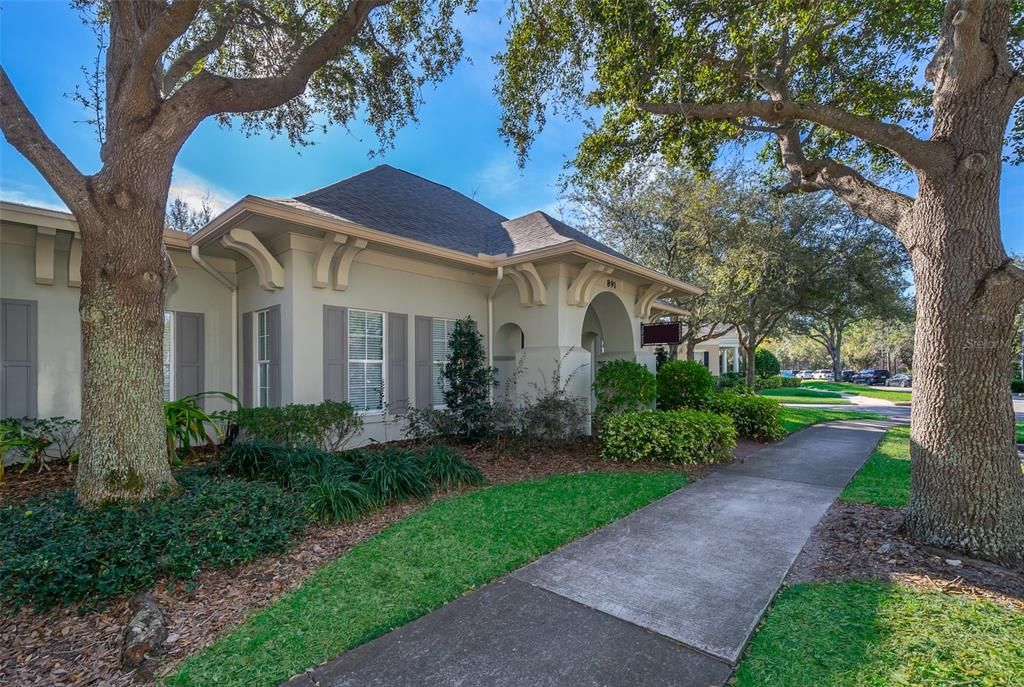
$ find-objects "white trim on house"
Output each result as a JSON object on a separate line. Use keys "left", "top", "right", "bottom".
{"left": 255, "top": 308, "right": 271, "bottom": 408}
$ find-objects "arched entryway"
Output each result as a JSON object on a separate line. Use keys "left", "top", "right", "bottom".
{"left": 494, "top": 322, "right": 525, "bottom": 403}
{"left": 581, "top": 291, "right": 635, "bottom": 411}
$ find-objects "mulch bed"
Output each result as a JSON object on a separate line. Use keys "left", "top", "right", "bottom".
{"left": 1, "top": 437, "right": 756, "bottom": 686}
{"left": 788, "top": 501, "right": 1024, "bottom": 612}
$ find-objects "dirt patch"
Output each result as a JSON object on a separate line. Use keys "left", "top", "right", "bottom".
{"left": 1, "top": 438, "right": 759, "bottom": 686}
{"left": 789, "top": 501, "right": 1024, "bottom": 612}
{"left": 0, "top": 463, "right": 76, "bottom": 503}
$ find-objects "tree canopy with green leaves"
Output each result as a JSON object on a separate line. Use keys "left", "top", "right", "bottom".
{"left": 1, "top": 0, "right": 474, "bottom": 504}
{"left": 496, "top": 0, "right": 1024, "bottom": 568}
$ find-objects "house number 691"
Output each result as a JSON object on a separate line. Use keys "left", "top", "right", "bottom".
{"left": 606, "top": 279, "right": 617, "bottom": 289}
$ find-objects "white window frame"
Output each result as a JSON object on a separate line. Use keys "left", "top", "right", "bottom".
{"left": 347, "top": 309, "right": 387, "bottom": 414}
{"left": 255, "top": 308, "right": 271, "bottom": 408}
{"left": 162, "top": 311, "right": 174, "bottom": 401}
{"left": 431, "top": 317, "right": 457, "bottom": 409}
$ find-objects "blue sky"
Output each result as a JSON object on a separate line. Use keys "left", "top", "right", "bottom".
{"left": 1, "top": 1, "right": 1022, "bottom": 255}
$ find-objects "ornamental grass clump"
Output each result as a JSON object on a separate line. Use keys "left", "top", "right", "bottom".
{"left": 358, "top": 447, "right": 434, "bottom": 505}
{"left": 418, "top": 444, "right": 485, "bottom": 489}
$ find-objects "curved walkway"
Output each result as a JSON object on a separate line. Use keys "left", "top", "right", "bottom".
{"left": 285, "top": 420, "right": 894, "bottom": 687}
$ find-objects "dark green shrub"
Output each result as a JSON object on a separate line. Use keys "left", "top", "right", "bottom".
{"left": 755, "top": 349, "right": 781, "bottom": 378}
{"left": 0, "top": 472, "right": 306, "bottom": 611}
{"left": 1012, "top": 379, "right": 1024, "bottom": 394}
{"left": 717, "top": 371, "right": 744, "bottom": 389}
{"left": 220, "top": 441, "right": 354, "bottom": 490}
{"left": 600, "top": 409, "right": 736, "bottom": 464}
{"left": 231, "top": 400, "right": 362, "bottom": 452}
{"left": 706, "top": 392, "right": 786, "bottom": 442}
{"left": 306, "top": 477, "right": 372, "bottom": 524}
{"left": 442, "top": 317, "right": 497, "bottom": 438}
{"left": 358, "top": 447, "right": 433, "bottom": 504}
{"left": 657, "top": 360, "right": 715, "bottom": 410}
{"left": 418, "top": 445, "right": 485, "bottom": 489}
{"left": 780, "top": 376, "right": 802, "bottom": 388}
{"left": 593, "top": 360, "right": 657, "bottom": 425}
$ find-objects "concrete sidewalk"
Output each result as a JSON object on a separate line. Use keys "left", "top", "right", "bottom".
{"left": 285, "top": 420, "right": 892, "bottom": 687}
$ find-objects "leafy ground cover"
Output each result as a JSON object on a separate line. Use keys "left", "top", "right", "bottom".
{"left": 803, "top": 381, "right": 913, "bottom": 405}
{"left": 167, "top": 471, "right": 686, "bottom": 687}
{"left": 841, "top": 426, "right": 911, "bottom": 508}
{"left": 779, "top": 408, "right": 887, "bottom": 435}
{"left": 734, "top": 581, "right": 1024, "bottom": 687}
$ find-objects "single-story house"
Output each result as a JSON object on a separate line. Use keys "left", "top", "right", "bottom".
{"left": 689, "top": 327, "right": 742, "bottom": 376}
{"left": 0, "top": 165, "right": 702, "bottom": 444}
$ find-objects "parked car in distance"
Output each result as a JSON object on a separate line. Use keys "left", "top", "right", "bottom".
{"left": 841, "top": 369, "right": 856, "bottom": 382}
{"left": 852, "top": 369, "right": 891, "bottom": 385}
{"left": 811, "top": 369, "right": 834, "bottom": 380}
{"left": 797, "top": 370, "right": 815, "bottom": 379}
{"left": 886, "top": 373, "right": 912, "bottom": 388}
{"left": 780, "top": 370, "right": 796, "bottom": 378}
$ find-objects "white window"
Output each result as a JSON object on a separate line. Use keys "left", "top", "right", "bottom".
{"left": 255, "top": 309, "right": 271, "bottom": 407}
{"left": 348, "top": 309, "right": 385, "bottom": 412}
{"left": 431, "top": 318, "right": 457, "bottom": 408}
{"left": 162, "top": 311, "right": 174, "bottom": 401}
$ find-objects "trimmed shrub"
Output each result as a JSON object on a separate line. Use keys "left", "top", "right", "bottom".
{"left": 657, "top": 360, "right": 715, "bottom": 410}
{"left": 593, "top": 360, "right": 657, "bottom": 425}
{"left": 0, "top": 472, "right": 306, "bottom": 611}
{"left": 418, "top": 445, "right": 485, "bottom": 489}
{"left": 306, "top": 477, "right": 372, "bottom": 524}
{"left": 600, "top": 409, "right": 736, "bottom": 464}
{"left": 755, "top": 349, "right": 781, "bottom": 378}
{"left": 231, "top": 401, "right": 362, "bottom": 452}
{"left": 706, "top": 392, "right": 786, "bottom": 442}
{"left": 717, "top": 371, "right": 745, "bottom": 389}
{"left": 1012, "top": 380, "right": 1024, "bottom": 394}
{"left": 358, "top": 447, "right": 433, "bottom": 504}
{"left": 442, "top": 317, "right": 497, "bottom": 439}
{"left": 780, "top": 376, "right": 802, "bottom": 388}
{"left": 755, "top": 375, "right": 783, "bottom": 390}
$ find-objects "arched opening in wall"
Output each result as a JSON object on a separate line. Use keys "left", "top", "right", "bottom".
{"left": 494, "top": 322, "right": 525, "bottom": 404}
{"left": 581, "top": 291, "right": 635, "bottom": 410}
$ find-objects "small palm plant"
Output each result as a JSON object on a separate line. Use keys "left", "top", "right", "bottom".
{"left": 0, "top": 422, "right": 30, "bottom": 484}
{"left": 164, "top": 391, "right": 238, "bottom": 465}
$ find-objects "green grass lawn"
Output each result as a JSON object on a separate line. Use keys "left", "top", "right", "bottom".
{"left": 760, "top": 388, "right": 850, "bottom": 404}
{"left": 841, "top": 425, "right": 911, "bottom": 508}
{"left": 803, "top": 381, "right": 913, "bottom": 405}
{"left": 166, "top": 471, "right": 686, "bottom": 687}
{"left": 734, "top": 581, "right": 1024, "bottom": 687}
{"left": 780, "top": 408, "right": 887, "bottom": 435}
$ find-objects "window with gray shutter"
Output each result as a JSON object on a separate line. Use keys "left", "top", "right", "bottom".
{"left": 324, "top": 306, "right": 348, "bottom": 402}
{"left": 268, "top": 305, "right": 282, "bottom": 407}
{"left": 174, "top": 312, "right": 205, "bottom": 402}
{"left": 414, "top": 316, "right": 432, "bottom": 410}
{"left": 387, "top": 313, "right": 408, "bottom": 413}
{"left": 0, "top": 299, "right": 37, "bottom": 418}
{"left": 430, "top": 318, "right": 456, "bottom": 407}
{"left": 348, "top": 309, "right": 385, "bottom": 412}
{"left": 162, "top": 311, "right": 174, "bottom": 401}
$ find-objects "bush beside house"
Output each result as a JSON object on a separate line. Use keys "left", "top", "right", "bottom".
{"left": 592, "top": 360, "right": 657, "bottom": 426}
{"left": 657, "top": 360, "right": 715, "bottom": 410}
{"left": 600, "top": 409, "right": 736, "bottom": 463}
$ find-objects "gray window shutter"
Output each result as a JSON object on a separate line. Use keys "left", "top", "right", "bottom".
{"left": 242, "top": 311, "right": 253, "bottom": 407}
{"left": 0, "top": 299, "right": 37, "bottom": 418}
{"left": 268, "top": 305, "right": 282, "bottom": 407}
{"left": 174, "top": 312, "right": 205, "bottom": 403}
{"left": 387, "top": 313, "right": 408, "bottom": 414}
{"left": 414, "top": 316, "right": 433, "bottom": 410}
{"left": 324, "top": 306, "right": 348, "bottom": 402}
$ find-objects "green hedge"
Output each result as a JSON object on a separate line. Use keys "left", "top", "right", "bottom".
{"left": 600, "top": 409, "right": 736, "bottom": 463}
{"left": 706, "top": 392, "right": 786, "bottom": 442}
{"left": 657, "top": 360, "right": 715, "bottom": 410}
{"left": 230, "top": 401, "right": 362, "bottom": 452}
{"left": 0, "top": 471, "right": 307, "bottom": 612}
{"left": 593, "top": 359, "right": 657, "bottom": 425}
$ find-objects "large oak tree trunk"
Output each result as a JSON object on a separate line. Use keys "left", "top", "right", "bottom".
{"left": 902, "top": 180, "right": 1024, "bottom": 568}
{"left": 74, "top": 170, "right": 178, "bottom": 502}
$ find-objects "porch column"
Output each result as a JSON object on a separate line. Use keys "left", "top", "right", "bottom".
{"left": 732, "top": 346, "right": 740, "bottom": 373}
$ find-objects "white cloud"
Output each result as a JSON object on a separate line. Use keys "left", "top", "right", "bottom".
{"left": 0, "top": 183, "right": 68, "bottom": 212}
{"left": 168, "top": 167, "right": 236, "bottom": 215}
{"left": 474, "top": 155, "right": 523, "bottom": 199}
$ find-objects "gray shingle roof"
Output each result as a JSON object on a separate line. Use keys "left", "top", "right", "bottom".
{"left": 282, "top": 165, "right": 629, "bottom": 261}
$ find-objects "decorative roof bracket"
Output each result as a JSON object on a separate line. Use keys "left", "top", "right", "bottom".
{"left": 513, "top": 262, "right": 547, "bottom": 306}
{"left": 567, "top": 261, "right": 614, "bottom": 306}
{"left": 221, "top": 227, "right": 285, "bottom": 290}
{"left": 313, "top": 233, "right": 347, "bottom": 288}
{"left": 35, "top": 226, "right": 56, "bottom": 285}
{"left": 333, "top": 237, "right": 368, "bottom": 291}
{"left": 635, "top": 284, "right": 672, "bottom": 318}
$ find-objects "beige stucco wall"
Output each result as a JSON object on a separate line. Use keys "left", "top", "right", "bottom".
{"left": 0, "top": 221, "right": 235, "bottom": 418}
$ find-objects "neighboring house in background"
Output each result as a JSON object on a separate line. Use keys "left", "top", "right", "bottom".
{"left": 690, "top": 326, "right": 742, "bottom": 377}
{"left": 0, "top": 165, "right": 700, "bottom": 444}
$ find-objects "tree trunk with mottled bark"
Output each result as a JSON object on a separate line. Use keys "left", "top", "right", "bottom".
{"left": 902, "top": 177, "right": 1024, "bottom": 567}
{"left": 74, "top": 157, "right": 179, "bottom": 502}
